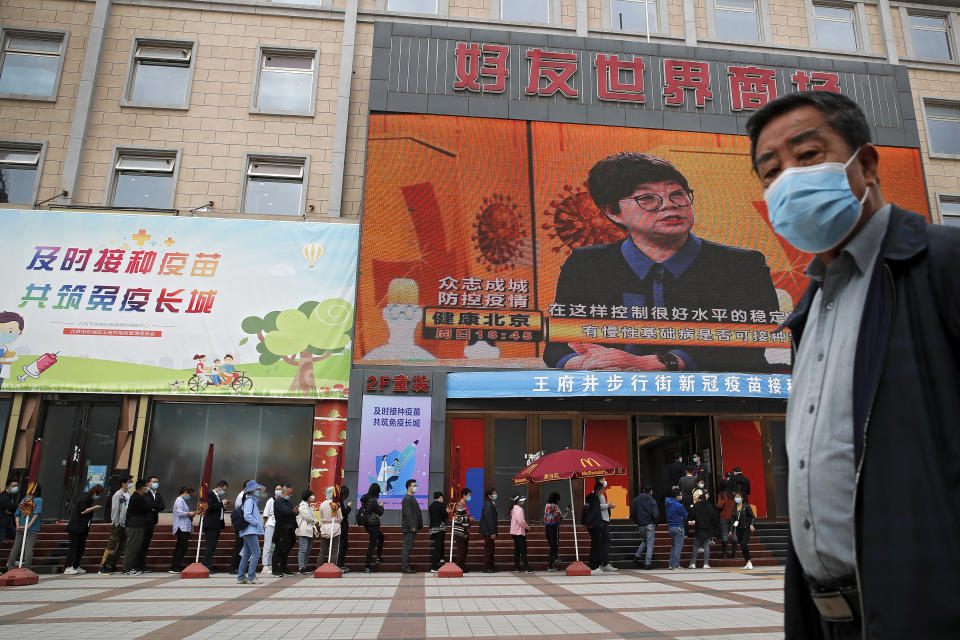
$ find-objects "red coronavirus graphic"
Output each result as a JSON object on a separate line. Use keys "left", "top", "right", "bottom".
{"left": 542, "top": 184, "right": 627, "bottom": 253}
{"left": 473, "top": 193, "right": 529, "bottom": 270}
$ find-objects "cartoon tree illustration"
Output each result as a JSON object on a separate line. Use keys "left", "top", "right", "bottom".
{"left": 241, "top": 298, "right": 354, "bottom": 395}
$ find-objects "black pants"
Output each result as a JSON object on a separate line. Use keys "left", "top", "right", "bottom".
{"left": 737, "top": 528, "right": 752, "bottom": 561}
{"left": 401, "top": 530, "right": 416, "bottom": 571}
{"left": 365, "top": 524, "right": 384, "bottom": 568}
{"left": 272, "top": 528, "right": 294, "bottom": 574}
{"left": 482, "top": 535, "right": 496, "bottom": 570}
{"left": 512, "top": 534, "right": 529, "bottom": 570}
{"left": 588, "top": 526, "right": 603, "bottom": 570}
{"left": 430, "top": 531, "right": 445, "bottom": 570}
{"left": 545, "top": 525, "right": 560, "bottom": 569}
{"left": 136, "top": 524, "right": 155, "bottom": 570}
{"left": 65, "top": 531, "right": 88, "bottom": 569}
{"left": 202, "top": 527, "right": 221, "bottom": 569}
{"left": 170, "top": 529, "right": 190, "bottom": 571}
{"left": 454, "top": 534, "right": 468, "bottom": 569}
{"left": 229, "top": 531, "right": 243, "bottom": 572}
{"left": 123, "top": 527, "right": 144, "bottom": 573}
{"left": 337, "top": 524, "right": 349, "bottom": 567}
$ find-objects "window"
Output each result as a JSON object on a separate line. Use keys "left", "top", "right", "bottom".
{"left": 923, "top": 101, "right": 960, "bottom": 157}
{"left": 715, "top": 0, "right": 760, "bottom": 42}
{"left": 906, "top": 13, "right": 952, "bottom": 60}
{"left": 124, "top": 40, "right": 196, "bottom": 108}
{"left": 611, "top": 0, "right": 657, "bottom": 33}
{"left": 242, "top": 156, "right": 308, "bottom": 216}
{"left": 108, "top": 150, "right": 179, "bottom": 209}
{"left": 252, "top": 48, "right": 319, "bottom": 116}
{"left": 387, "top": 0, "right": 438, "bottom": 13}
{"left": 938, "top": 196, "right": 960, "bottom": 228}
{"left": 0, "top": 30, "right": 66, "bottom": 100}
{"left": 812, "top": 4, "right": 857, "bottom": 51}
{"left": 501, "top": 0, "right": 550, "bottom": 24}
{"left": 0, "top": 143, "right": 44, "bottom": 205}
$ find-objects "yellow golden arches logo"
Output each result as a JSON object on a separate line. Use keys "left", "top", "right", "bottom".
{"left": 580, "top": 458, "right": 601, "bottom": 468}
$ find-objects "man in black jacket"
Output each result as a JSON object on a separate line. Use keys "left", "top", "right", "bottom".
{"left": 687, "top": 492, "right": 719, "bottom": 569}
{"left": 748, "top": 90, "right": 960, "bottom": 639}
{"left": 478, "top": 488, "right": 498, "bottom": 573}
{"left": 400, "top": 479, "right": 423, "bottom": 573}
{"left": 543, "top": 152, "right": 779, "bottom": 373}
{"left": 582, "top": 482, "right": 605, "bottom": 574}
{"left": 428, "top": 491, "right": 447, "bottom": 572}
{"left": 202, "top": 480, "right": 229, "bottom": 572}
{"left": 630, "top": 486, "right": 658, "bottom": 569}
{"left": 730, "top": 467, "right": 751, "bottom": 500}
{"left": 122, "top": 479, "right": 150, "bottom": 575}
{"left": 666, "top": 455, "right": 684, "bottom": 489}
{"left": 0, "top": 479, "right": 18, "bottom": 541}
{"left": 136, "top": 474, "right": 164, "bottom": 572}
{"left": 271, "top": 484, "right": 297, "bottom": 577}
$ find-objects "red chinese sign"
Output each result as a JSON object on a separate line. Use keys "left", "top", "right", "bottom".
{"left": 453, "top": 42, "right": 510, "bottom": 93}
{"left": 365, "top": 374, "right": 431, "bottom": 394}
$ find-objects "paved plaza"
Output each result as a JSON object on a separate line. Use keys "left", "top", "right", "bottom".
{"left": 0, "top": 567, "right": 784, "bottom": 639}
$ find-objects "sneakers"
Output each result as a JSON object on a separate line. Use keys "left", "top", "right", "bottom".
{"left": 703, "top": 564, "right": 711, "bottom": 569}
{"left": 341, "top": 567, "right": 351, "bottom": 574}
{"left": 297, "top": 569, "right": 310, "bottom": 575}
{"left": 429, "top": 568, "right": 438, "bottom": 573}
{"left": 688, "top": 563, "right": 697, "bottom": 569}
{"left": 363, "top": 567, "right": 372, "bottom": 573}
{"left": 271, "top": 572, "right": 283, "bottom": 578}
{"left": 76, "top": 567, "right": 87, "bottom": 574}
{"left": 247, "top": 579, "right": 261, "bottom": 584}
{"left": 602, "top": 564, "right": 618, "bottom": 572}
{"left": 668, "top": 565, "right": 677, "bottom": 570}
{"left": 123, "top": 570, "right": 142, "bottom": 576}
{"left": 590, "top": 568, "right": 604, "bottom": 575}
{"left": 744, "top": 561, "right": 754, "bottom": 570}
{"left": 547, "top": 567, "right": 558, "bottom": 572}
{"left": 237, "top": 577, "right": 248, "bottom": 584}
{"left": 168, "top": 570, "right": 181, "bottom": 574}
{"left": 98, "top": 568, "right": 114, "bottom": 576}
{"left": 63, "top": 567, "right": 78, "bottom": 575}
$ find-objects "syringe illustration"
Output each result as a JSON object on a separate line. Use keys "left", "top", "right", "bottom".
{"left": 18, "top": 352, "right": 59, "bottom": 382}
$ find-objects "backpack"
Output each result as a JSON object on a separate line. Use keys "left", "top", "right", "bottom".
{"left": 230, "top": 495, "right": 248, "bottom": 530}
{"left": 356, "top": 499, "right": 369, "bottom": 526}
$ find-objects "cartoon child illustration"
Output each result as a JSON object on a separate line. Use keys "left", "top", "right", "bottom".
{"left": 0, "top": 311, "right": 24, "bottom": 390}
{"left": 211, "top": 358, "right": 222, "bottom": 385}
{"left": 192, "top": 354, "right": 207, "bottom": 381}
{"left": 220, "top": 354, "right": 237, "bottom": 386}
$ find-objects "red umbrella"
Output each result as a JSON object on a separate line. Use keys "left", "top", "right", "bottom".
{"left": 512, "top": 449, "right": 626, "bottom": 567}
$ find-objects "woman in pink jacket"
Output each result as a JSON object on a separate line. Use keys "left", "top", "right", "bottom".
{"left": 510, "top": 496, "right": 532, "bottom": 573}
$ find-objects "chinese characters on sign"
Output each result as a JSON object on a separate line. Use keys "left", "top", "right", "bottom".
{"left": 453, "top": 43, "right": 842, "bottom": 110}
{"left": 365, "top": 374, "right": 432, "bottom": 394}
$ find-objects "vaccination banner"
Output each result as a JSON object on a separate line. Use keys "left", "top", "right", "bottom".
{"left": 0, "top": 209, "right": 359, "bottom": 397}
{"left": 355, "top": 114, "right": 930, "bottom": 373}
{"left": 358, "top": 394, "right": 431, "bottom": 509}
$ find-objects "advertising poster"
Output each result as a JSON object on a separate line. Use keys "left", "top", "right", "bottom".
{"left": 0, "top": 209, "right": 359, "bottom": 397}
{"left": 355, "top": 114, "right": 930, "bottom": 373}
{"left": 358, "top": 394, "right": 431, "bottom": 509}
{"left": 85, "top": 464, "right": 107, "bottom": 491}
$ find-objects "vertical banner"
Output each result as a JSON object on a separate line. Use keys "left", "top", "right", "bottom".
{"left": 358, "top": 394, "right": 431, "bottom": 509}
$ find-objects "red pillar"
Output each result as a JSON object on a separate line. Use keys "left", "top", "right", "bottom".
{"left": 310, "top": 400, "right": 348, "bottom": 500}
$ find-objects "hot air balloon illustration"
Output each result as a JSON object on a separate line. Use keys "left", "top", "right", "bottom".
{"left": 302, "top": 243, "right": 324, "bottom": 268}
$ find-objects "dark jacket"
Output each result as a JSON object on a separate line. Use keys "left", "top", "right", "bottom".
{"left": 203, "top": 492, "right": 226, "bottom": 530}
{"left": 582, "top": 493, "right": 603, "bottom": 528}
{"left": 731, "top": 473, "right": 751, "bottom": 498}
{"left": 338, "top": 500, "right": 351, "bottom": 534}
{"left": 630, "top": 493, "right": 659, "bottom": 526}
{"left": 543, "top": 236, "right": 779, "bottom": 372}
{"left": 144, "top": 489, "right": 164, "bottom": 526}
{"left": 666, "top": 460, "right": 685, "bottom": 487}
{"left": 359, "top": 494, "right": 383, "bottom": 527}
{"left": 429, "top": 499, "right": 448, "bottom": 528}
{"left": 125, "top": 491, "right": 151, "bottom": 528}
{"left": 478, "top": 498, "right": 498, "bottom": 536}
{"left": 690, "top": 500, "right": 720, "bottom": 537}
{"left": 401, "top": 494, "right": 423, "bottom": 533}
{"left": 67, "top": 495, "right": 97, "bottom": 534}
{"left": 273, "top": 495, "right": 296, "bottom": 531}
{"left": 729, "top": 502, "right": 754, "bottom": 532}
{"left": 783, "top": 208, "right": 960, "bottom": 640}
{"left": 0, "top": 490, "right": 17, "bottom": 532}
{"left": 678, "top": 475, "right": 697, "bottom": 508}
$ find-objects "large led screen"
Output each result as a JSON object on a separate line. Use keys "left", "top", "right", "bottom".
{"left": 356, "top": 114, "right": 929, "bottom": 373}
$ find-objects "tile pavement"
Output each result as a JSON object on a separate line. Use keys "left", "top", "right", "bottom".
{"left": 0, "top": 567, "right": 785, "bottom": 639}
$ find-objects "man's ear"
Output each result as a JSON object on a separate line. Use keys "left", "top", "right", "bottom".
{"left": 857, "top": 143, "right": 881, "bottom": 188}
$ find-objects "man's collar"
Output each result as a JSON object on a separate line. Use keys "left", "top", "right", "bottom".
{"left": 620, "top": 234, "right": 702, "bottom": 280}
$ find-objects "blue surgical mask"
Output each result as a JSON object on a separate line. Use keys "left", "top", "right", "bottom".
{"left": 764, "top": 149, "right": 868, "bottom": 254}
{"left": 151, "top": 482, "right": 159, "bottom": 490}
{"left": 465, "top": 495, "right": 472, "bottom": 502}
{"left": 182, "top": 494, "right": 190, "bottom": 501}
{"left": 491, "top": 494, "right": 497, "bottom": 501}
{"left": 9, "top": 486, "right": 18, "bottom": 495}
{"left": 734, "top": 496, "right": 743, "bottom": 504}
{"left": 275, "top": 489, "right": 282, "bottom": 497}
{"left": 0, "top": 333, "right": 18, "bottom": 344}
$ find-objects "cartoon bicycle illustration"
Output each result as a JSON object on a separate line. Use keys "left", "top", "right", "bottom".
{"left": 188, "top": 354, "right": 253, "bottom": 393}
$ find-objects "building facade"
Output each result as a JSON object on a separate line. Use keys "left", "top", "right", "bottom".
{"left": 0, "top": 0, "right": 957, "bottom": 524}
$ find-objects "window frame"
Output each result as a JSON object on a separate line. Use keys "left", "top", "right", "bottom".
{"left": 603, "top": 0, "right": 669, "bottom": 36}
{"left": 379, "top": 0, "right": 446, "bottom": 16}
{"left": 0, "top": 139, "right": 47, "bottom": 207}
{"left": 936, "top": 193, "right": 960, "bottom": 227}
{"left": 250, "top": 46, "right": 321, "bottom": 117}
{"left": 804, "top": 0, "right": 866, "bottom": 53}
{"left": 705, "top": 0, "right": 773, "bottom": 44}
{"left": 920, "top": 97, "right": 960, "bottom": 160}
{"left": 105, "top": 146, "right": 181, "bottom": 210}
{"left": 0, "top": 27, "right": 69, "bottom": 102}
{"left": 493, "top": 0, "right": 560, "bottom": 26}
{"left": 238, "top": 152, "right": 310, "bottom": 218}
{"left": 900, "top": 8, "right": 959, "bottom": 62}
{"left": 121, "top": 37, "right": 198, "bottom": 110}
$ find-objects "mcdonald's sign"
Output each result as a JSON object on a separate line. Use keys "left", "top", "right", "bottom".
{"left": 580, "top": 457, "right": 601, "bottom": 468}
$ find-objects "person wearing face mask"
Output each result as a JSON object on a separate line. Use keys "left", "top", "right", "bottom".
{"left": 99, "top": 475, "right": 132, "bottom": 575}
{"left": 509, "top": 496, "right": 532, "bottom": 573}
{"left": 229, "top": 480, "right": 252, "bottom": 574}
{"left": 478, "top": 487, "right": 499, "bottom": 573}
{"left": 359, "top": 483, "right": 385, "bottom": 573}
{"left": 259, "top": 484, "right": 280, "bottom": 575}
{"left": 122, "top": 479, "right": 150, "bottom": 575}
{"left": 679, "top": 466, "right": 698, "bottom": 511}
{"left": 236, "top": 480, "right": 265, "bottom": 585}
{"left": 728, "top": 492, "right": 754, "bottom": 571}
{"left": 1, "top": 479, "right": 19, "bottom": 542}
{"left": 168, "top": 486, "right": 197, "bottom": 574}
{"left": 690, "top": 453, "right": 705, "bottom": 480}
{"left": 317, "top": 487, "right": 343, "bottom": 569}
{"left": 748, "top": 91, "right": 960, "bottom": 640}
{"left": 596, "top": 477, "right": 616, "bottom": 573}
{"left": 543, "top": 153, "right": 779, "bottom": 373}
{"left": 271, "top": 484, "right": 297, "bottom": 577}
{"left": 202, "top": 480, "right": 230, "bottom": 573}
{"left": 450, "top": 488, "right": 472, "bottom": 571}
{"left": 0, "top": 311, "right": 24, "bottom": 390}
{"left": 583, "top": 482, "right": 606, "bottom": 575}
{"left": 687, "top": 490, "right": 719, "bottom": 570}
{"left": 336, "top": 486, "right": 353, "bottom": 573}
{"left": 136, "top": 475, "right": 164, "bottom": 573}
{"left": 428, "top": 491, "right": 447, "bottom": 573}
{"left": 64, "top": 484, "right": 104, "bottom": 574}
{"left": 400, "top": 479, "right": 423, "bottom": 573}
{"left": 295, "top": 489, "right": 319, "bottom": 574}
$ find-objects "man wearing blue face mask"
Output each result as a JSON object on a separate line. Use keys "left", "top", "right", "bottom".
{"left": 136, "top": 475, "right": 164, "bottom": 572}
{"left": 202, "top": 480, "right": 230, "bottom": 572}
{"left": 748, "top": 91, "right": 960, "bottom": 640}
